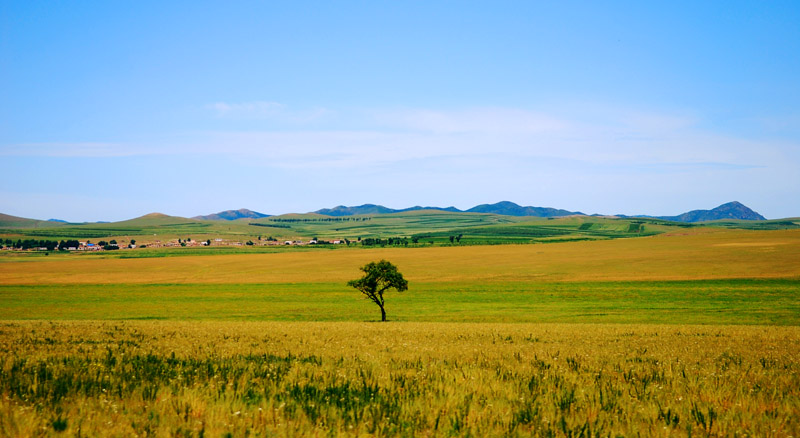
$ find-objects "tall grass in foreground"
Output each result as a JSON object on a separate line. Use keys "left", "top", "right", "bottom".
{"left": 1, "top": 322, "right": 798, "bottom": 437}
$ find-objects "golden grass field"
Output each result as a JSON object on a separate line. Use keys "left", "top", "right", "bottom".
{"left": 1, "top": 321, "right": 798, "bottom": 437}
{"left": 2, "top": 229, "right": 799, "bottom": 285}
{"left": 1, "top": 228, "right": 799, "bottom": 436}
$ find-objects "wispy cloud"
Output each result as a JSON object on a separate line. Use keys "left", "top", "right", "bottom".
{"left": 4, "top": 104, "right": 797, "bottom": 220}
{"left": 0, "top": 142, "right": 146, "bottom": 157}
{"left": 4, "top": 105, "right": 796, "bottom": 176}
{"left": 372, "top": 107, "right": 568, "bottom": 134}
{"left": 204, "top": 101, "right": 331, "bottom": 123}
{"left": 206, "top": 101, "right": 284, "bottom": 118}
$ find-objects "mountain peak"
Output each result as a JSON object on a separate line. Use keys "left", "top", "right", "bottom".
{"left": 713, "top": 201, "right": 745, "bottom": 211}
{"left": 193, "top": 208, "right": 270, "bottom": 221}
{"left": 315, "top": 204, "right": 398, "bottom": 216}
{"left": 467, "top": 201, "right": 582, "bottom": 217}
{"left": 650, "top": 201, "right": 766, "bottom": 222}
{"left": 708, "top": 201, "right": 765, "bottom": 220}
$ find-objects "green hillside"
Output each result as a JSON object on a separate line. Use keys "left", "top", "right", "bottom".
{"left": 2, "top": 209, "right": 799, "bottom": 252}
{"left": 0, "top": 213, "right": 261, "bottom": 242}
{"left": 253, "top": 210, "right": 516, "bottom": 239}
{"left": 0, "top": 213, "right": 66, "bottom": 229}
{"left": 244, "top": 211, "right": 685, "bottom": 245}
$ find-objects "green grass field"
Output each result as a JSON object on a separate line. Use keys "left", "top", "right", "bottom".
{"left": 2, "top": 228, "right": 798, "bottom": 324}
{"left": 1, "top": 221, "right": 799, "bottom": 436}
{"left": 1, "top": 279, "right": 798, "bottom": 325}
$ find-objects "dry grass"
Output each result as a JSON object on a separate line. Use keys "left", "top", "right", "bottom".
{"left": 1, "top": 229, "right": 797, "bottom": 435}
{"left": 1, "top": 229, "right": 799, "bottom": 285}
{"left": 1, "top": 321, "right": 798, "bottom": 437}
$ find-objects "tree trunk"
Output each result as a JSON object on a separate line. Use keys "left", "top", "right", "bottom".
{"left": 380, "top": 305, "right": 387, "bottom": 322}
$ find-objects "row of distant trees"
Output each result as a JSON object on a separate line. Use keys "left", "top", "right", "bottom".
{"left": 358, "top": 234, "right": 463, "bottom": 246}
{"left": 2, "top": 239, "right": 61, "bottom": 250}
{"left": 268, "top": 217, "right": 373, "bottom": 223}
{"left": 359, "top": 237, "right": 410, "bottom": 246}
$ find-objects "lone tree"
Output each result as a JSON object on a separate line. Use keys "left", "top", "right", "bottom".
{"left": 348, "top": 259, "right": 408, "bottom": 322}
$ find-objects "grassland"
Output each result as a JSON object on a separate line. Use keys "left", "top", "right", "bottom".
{"left": 1, "top": 218, "right": 799, "bottom": 436}
{"left": 0, "top": 213, "right": 262, "bottom": 243}
{"left": 1, "top": 279, "right": 797, "bottom": 325}
{"left": 1, "top": 322, "right": 798, "bottom": 437}
{"left": 2, "top": 229, "right": 798, "bottom": 284}
{"left": 8, "top": 210, "right": 792, "bottom": 248}
{"left": 1, "top": 228, "right": 798, "bottom": 324}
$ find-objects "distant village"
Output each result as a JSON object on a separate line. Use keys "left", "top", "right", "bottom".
{"left": 1, "top": 236, "right": 349, "bottom": 252}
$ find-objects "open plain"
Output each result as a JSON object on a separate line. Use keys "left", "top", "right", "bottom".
{"left": 1, "top": 224, "right": 799, "bottom": 436}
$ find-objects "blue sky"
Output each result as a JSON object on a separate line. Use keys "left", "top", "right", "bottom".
{"left": 2, "top": 1, "right": 799, "bottom": 221}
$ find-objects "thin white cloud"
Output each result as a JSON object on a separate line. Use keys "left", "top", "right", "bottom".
{"left": 0, "top": 142, "right": 147, "bottom": 157}
{"left": 372, "top": 107, "right": 568, "bottom": 134}
{"left": 204, "top": 101, "right": 332, "bottom": 123}
{"left": 206, "top": 101, "right": 284, "bottom": 118}
{"left": 4, "top": 104, "right": 798, "bottom": 220}
{"left": 3, "top": 105, "right": 796, "bottom": 178}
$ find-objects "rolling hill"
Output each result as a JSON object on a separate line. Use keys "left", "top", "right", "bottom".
{"left": 620, "top": 201, "right": 768, "bottom": 223}
{"left": 313, "top": 201, "right": 768, "bottom": 221}
{"left": 315, "top": 204, "right": 460, "bottom": 216}
{"left": 0, "top": 200, "right": 774, "bottom": 236}
{"left": 314, "top": 201, "right": 579, "bottom": 217}
{"left": 659, "top": 201, "right": 766, "bottom": 222}
{"left": 465, "top": 201, "right": 583, "bottom": 217}
{"left": 193, "top": 208, "right": 270, "bottom": 221}
{"left": 0, "top": 213, "right": 66, "bottom": 229}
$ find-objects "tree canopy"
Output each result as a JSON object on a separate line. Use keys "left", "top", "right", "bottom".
{"left": 347, "top": 259, "right": 408, "bottom": 322}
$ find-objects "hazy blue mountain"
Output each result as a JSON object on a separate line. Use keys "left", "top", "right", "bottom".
{"left": 193, "top": 208, "right": 270, "bottom": 221}
{"left": 2, "top": 201, "right": 775, "bottom": 226}
{"left": 659, "top": 201, "right": 766, "bottom": 222}
{"left": 315, "top": 204, "right": 461, "bottom": 216}
{"left": 315, "top": 204, "right": 398, "bottom": 216}
{"left": 466, "top": 201, "right": 583, "bottom": 217}
{"left": 398, "top": 205, "right": 462, "bottom": 213}
{"left": 314, "top": 201, "right": 581, "bottom": 217}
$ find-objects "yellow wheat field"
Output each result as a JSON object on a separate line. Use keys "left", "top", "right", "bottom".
{"left": 1, "top": 229, "right": 799, "bottom": 285}
{"left": 0, "top": 321, "right": 798, "bottom": 437}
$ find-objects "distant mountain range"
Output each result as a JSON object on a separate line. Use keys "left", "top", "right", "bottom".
{"left": 315, "top": 204, "right": 461, "bottom": 216}
{"left": 466, "top": 201, "right": 584, "bottom": 217}
{"left": 192, "top": 208, "right": 270, "bottom": 221}
{"left": 197, "top": 201, "right": 762, "bottom": 222}
{"left": 313, "top": 201, "right": 581, "bottom": 217}
{"left": 0, "top": 201, "right": 773, "bottom": 229}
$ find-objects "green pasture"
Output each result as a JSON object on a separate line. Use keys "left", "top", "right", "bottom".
{"left": 0, "top": 211, "right": 694, "bottom": 250}
{"left": 3, "top": 209, "right": 799, "bottom": 250}
{"left": 251, "top": 210, "right": 519, "bottom": 240}
{"left": 2, "top": 279, "right": 797, "bottom": 325}
{"left": 410, "top": 218, "right": 671, "bottom": 244}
